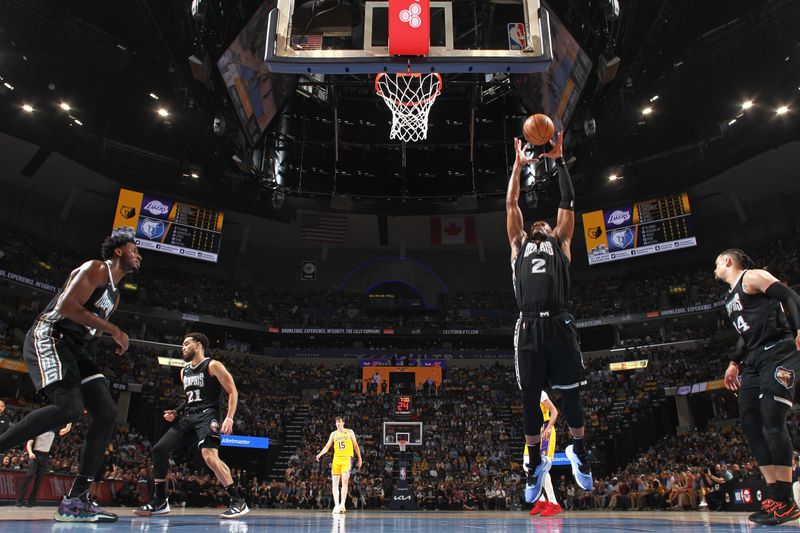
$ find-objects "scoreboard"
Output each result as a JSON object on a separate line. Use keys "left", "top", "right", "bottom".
{"left": 113, "top": 188, "right": 224, "bottom": 263}
{"left": 582, "top": 193, "right": 697, "bottom": 265}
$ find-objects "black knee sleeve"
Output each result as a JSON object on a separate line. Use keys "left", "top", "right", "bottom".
{"left": 739, "top": 399, "right": 771, "bottom": 465}
{"left": 761, "top": 397, "right": 792, "bottom": 466}
{"left": 522, "top": 387, "right": 544, "bottom": 437}
{"left": 559, "top": 387, "right": 585, "bottom": 429}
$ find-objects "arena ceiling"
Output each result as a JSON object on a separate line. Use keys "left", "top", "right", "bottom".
{"left": 0, "top": 0, "right": 798, "bottom": 219}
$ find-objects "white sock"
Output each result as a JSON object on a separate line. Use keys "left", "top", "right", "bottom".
{"left": 544, "top": 472, "right": 556, "bottom": 503}
{"left": 333, "top": 483, "right": 340, "bottom": 509}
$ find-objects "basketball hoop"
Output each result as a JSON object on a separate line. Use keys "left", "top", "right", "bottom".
{"left": 375, "top": 72, "right": 442, "bottom": 142}
{"left": 398, "top": 438, "right": 408, "bottom": 453}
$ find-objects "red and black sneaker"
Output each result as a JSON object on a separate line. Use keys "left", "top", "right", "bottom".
{"left": 749, "top": 498, "right": 778, "bottom": 524}
{"left": 761, "top": 500, "right": 800, "bottom": 526}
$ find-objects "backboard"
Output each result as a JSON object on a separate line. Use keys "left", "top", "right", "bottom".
{"left": 265, "top": 0, "right": 552, "bottom": 74}
{"left": 383, "top": 421, "right": 423, "bottom": 447}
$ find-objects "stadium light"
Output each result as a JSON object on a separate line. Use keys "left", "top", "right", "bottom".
{"left": 3, "top": 82, "right": 13, "bottom": 90}
{"left": 190, "top": 172, "right": 199, "bottom": 179}
{"left": 649, "top": 95, "right": 659, "bottom": 102}
{"left": 74, "top": 119, "right": 83, "bottom": 126}
{"left": 608, "top": 174, "right": 621, "bottom": 181}
{"left": 641, "top": 107, "right": 653, "bottom": 115}
{"left": 741, "top": 100, "right": 754, "bottom": 110}
{"left": 776, "top": 105, "right": 789, "bottom": 115}
{"left": 59, "top": 102, "right": 71, "bottom": 111}
{"left": 157, "top": 108, "right": 169, "bottom": 117}
{"left": 22, "top": 104, "right": 33, "bottom": 113}
{"left": 149, "top": 92, "right": 159, "bottom": 100}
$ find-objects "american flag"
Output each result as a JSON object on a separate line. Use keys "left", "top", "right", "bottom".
{"left": 301, "top": 213, "right": 348, "bottom": 243}
{"left": 292, "top": 35, "right": 323, "bottom": 50}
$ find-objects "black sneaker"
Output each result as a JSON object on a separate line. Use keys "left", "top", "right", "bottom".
{"left": 134, "top": 498, "right": 171, "bottom": 517}
{"left": 220, "top": 498, "right": 250, "bottom": 519}
{"left": 761, "top": 500, "right": 800, "bottom": 526}
{"left": 748, "top": 498, "right": 777, "bottom": 523}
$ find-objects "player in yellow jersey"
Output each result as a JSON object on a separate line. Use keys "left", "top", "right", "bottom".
{"left": 524, "top": 391, "right": 562, "bottom": 517}
{"left": 316, "top": 415, "right": 363, "bottom": 514}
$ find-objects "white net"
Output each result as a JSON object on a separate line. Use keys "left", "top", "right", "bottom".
{"left": 375, "top": 72, "right": 442, "bottom": 142}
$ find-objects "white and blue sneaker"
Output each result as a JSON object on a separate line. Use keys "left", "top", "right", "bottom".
{"left": 524, "top": 456, "right": 552, "bottom": 503}
{"left": 565, "top": 444, "right": 594, "bottom": 491}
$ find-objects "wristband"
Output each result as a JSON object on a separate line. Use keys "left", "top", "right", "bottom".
{"left": 555, "top": 157, "right": 566, "bottom": 167}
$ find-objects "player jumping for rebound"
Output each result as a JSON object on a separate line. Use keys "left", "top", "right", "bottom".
{"left": 506, "top": 131, "right": 593, "bottom": 504}
{"left": 136, "top": 333, "right": 249, "bottom": 519}
{"left": 716, "top": 249, "right": 800, "bottom": 525}
{"left": 316, "top": 416, "right": 363, "bottom": 514}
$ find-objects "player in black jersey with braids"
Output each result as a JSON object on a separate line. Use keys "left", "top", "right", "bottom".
{"left": 0, "top": 229, "right": 140, "bottom": 523}
{"left": 506, "top": 131, "right": 592, "bottom": 506}
{"left": 715, "top": 248, "right": 800, "bottom": 526}
{"left": 136, "top": 332, "right": 249, "bottom": 519}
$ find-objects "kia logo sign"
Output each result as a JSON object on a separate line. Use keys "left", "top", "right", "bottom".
{"left": 393, "top": 495, "right": 412, "bottom": 501}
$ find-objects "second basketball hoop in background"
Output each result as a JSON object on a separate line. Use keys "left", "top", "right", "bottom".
{"left": 375, "top": 72, "right": 442, "bottom": 142}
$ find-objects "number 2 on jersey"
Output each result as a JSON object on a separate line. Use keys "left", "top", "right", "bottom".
{"left": 187, "top": 390, "right": 202, "bottom": 403}
{"left": 530, "top": 259, "right": 546, "bottom": 274}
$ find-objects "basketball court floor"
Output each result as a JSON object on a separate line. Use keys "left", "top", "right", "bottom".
{"left": 2, "top": 508, "right": 799, "bottom": 532}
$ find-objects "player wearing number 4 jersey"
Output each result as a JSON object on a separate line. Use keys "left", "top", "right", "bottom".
{"left": 506, "top": 132, "right": 592, "bottom": 505}
{"left": 136, "top": 333, "right": 248, "bottom": 519}
{"left": 316, "top": 416, "right": 363, "bottom": 514}
{"left": 716, "top": 249, "right": 800, "bottom": 526}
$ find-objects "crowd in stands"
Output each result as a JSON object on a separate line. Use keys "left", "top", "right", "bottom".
{"left": 3, "top": 225, "right": 799, "bottom": 336}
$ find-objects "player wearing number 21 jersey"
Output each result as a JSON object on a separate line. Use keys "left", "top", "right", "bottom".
{"left": 137, "top": 333, "right": 249, "bottom": 519}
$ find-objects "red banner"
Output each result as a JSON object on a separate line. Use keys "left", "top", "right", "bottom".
{"left": 0, "top": 469, "right": 140, "bottom": 503}
{"left": 389, "top": 0, "right": 429, "bottom": 55}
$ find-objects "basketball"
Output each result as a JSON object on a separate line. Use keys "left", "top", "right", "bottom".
{"left": 523, "top": 114, "right": 555, "bottom": 145}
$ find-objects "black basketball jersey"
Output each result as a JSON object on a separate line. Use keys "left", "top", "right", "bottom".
{"left": 182, "top": 358, "right": 223, "bottom": 411}
{"left": 512, "top": 235, "right": 571, "bottom": 312}
{"left": 33, "top": 260, "right": 120, "bottom": 340}
{"left": 724, "top": 270, "right": 792, "bottom": 353}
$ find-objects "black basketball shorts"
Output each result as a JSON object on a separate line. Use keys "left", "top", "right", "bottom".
{"left": 23, "top": 328, "right": 104, "bottom": 392}
{"left": 178, "top": 408, "right": 222, "bottom": 450}
{"left": 739, "top": 339, "right": 800, "bottom": 408}
{"left": 513, "top": 310, "right": 587, "bottom": 391}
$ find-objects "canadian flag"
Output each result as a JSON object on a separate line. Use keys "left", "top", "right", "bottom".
{"left": 430, "top": 217, "right": 477, "bottom": 245}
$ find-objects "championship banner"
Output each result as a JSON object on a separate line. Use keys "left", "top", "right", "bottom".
{"left": 609, "top": 360, "right": 649, "bottom": 372}
{"left": 0, "top": 357, "right": 27, "bottom": 373}
{"left": 389, "top": 0, "right": 430, "bottom": 55}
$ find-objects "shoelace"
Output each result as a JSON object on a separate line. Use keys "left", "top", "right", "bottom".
{"left": 772, "top": 501, "right": 799, "bottom": 518}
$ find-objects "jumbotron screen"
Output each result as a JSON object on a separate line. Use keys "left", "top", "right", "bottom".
{"left": 112, "top": 188, "right": 224, "bottom": 263}
{"left": 582, "top": 193, "right": 697, "bottom": 265}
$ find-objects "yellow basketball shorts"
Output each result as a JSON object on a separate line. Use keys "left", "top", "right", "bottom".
{"left": 331, "top": 456, "right": 353, "bottom": 475}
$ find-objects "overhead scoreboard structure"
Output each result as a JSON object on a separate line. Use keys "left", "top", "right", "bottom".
{"left": 582, "top": 193, "right": 697, "bottom": 265}
{"left": 113, "top": 188, "right": 224, "bottom": 263}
